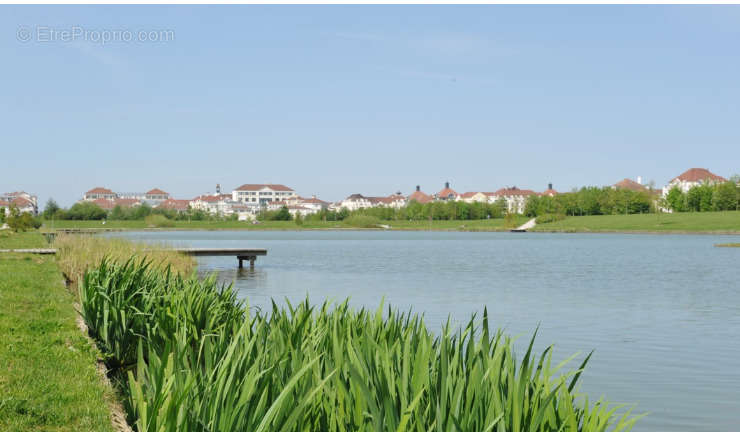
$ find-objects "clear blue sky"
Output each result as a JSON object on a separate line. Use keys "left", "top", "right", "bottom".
{"left": 3, "top": 5, "right": 740, "bottom": 207}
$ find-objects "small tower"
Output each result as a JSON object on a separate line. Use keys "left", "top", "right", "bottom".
{"left": 216, "top": 184, "right": 221, "bottom": 195}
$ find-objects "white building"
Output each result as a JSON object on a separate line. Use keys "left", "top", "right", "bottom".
{"left": 492, "top": 187, "right": 537, "bottom": 214}
{"left": 190, "top": 194, "right": 237, "bottom": 214}
{"left": 340, "top": 194, "right": 375, "bottom": 211}
{"left": 662, "top": 168, "right": 726, "bottom": 196}
{"left": 458, "top": 192, "right": 492, "bottom": 204}
{"left": 1, "top": 191, "right": 38, "bottom": 215}
{"left": 232, "top": 184, "right": 297, "bottom": 205}
{"left": 83, "top": 187, "right": 117, "bottom": 201}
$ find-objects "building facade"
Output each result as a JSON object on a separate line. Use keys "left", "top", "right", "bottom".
{"left": 232, "top": 184, "right": 297, "bottom": 205}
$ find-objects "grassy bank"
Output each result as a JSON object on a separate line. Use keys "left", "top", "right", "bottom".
{"left": 531, "top": 211, "right": 740, "bottom": 233}
{"left": 716, "top": 243, "right": 740, "bottom": 247}
{"left": 43, "top": 217, "right": 526, "bottom": 232}
{"left": 81, "top": 258, "right": 642, "bottom": 432}
{"left": 0, "top": 232, "right": 115, "bottom": 432}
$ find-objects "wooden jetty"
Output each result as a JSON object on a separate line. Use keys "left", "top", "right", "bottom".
{"left": 173, "top": 248, "right": 267, "bottom": 269}
{"left": 0, "top": 247, "right": 267, "bottom": 268}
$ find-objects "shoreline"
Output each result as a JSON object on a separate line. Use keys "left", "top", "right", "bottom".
{"left": 43, "top": 226, "right": 740, "bottom": 236}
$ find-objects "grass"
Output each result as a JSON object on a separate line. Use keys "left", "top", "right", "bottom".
{"left": 54, "top": 234, "right": 195, "bottom": 284}
{"left": 0, "top": 230, "right": 49, "bottom": 248}
{"left": 81, "top": 258, "right": 642, "bottom": 432}
{"left": 42, "top": 217, "right": 527, "bottom": 232}
{"left": 715, "top": 243, "right": 740, "bottom": 247}
{"left": 530, "top": 211, "right": 740, "bottom": 233}
{"left": 0, "top": 232, "right": 115, "bottom": 432}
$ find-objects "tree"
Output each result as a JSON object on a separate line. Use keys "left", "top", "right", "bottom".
{"left": 6, "top": 205, "right": 42, "bottom": 232}
{"left": 275, "top": 206, "right": 292, "bottom": 221}
{"left": 43, "top": 198, "right": 60, "bottom": 219}
{"left": 713, "top": 182, "right": 737, "bottom": 211}
{"left": 666, "top": 186, "right": 685, "bottom": 212}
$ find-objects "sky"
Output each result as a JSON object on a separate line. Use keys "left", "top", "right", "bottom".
{"left": 3, "top": 5, "right": 740, "bottom": 207}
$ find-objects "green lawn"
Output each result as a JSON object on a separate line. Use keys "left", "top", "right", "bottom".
{"left": 42, "top": 217, "right": 527, "bottom": 231}
{"left": 531, "top": 211, "right": 740, "bottom": 233}
{"left": 0, "top": 232, "right": 114, "bottom": 432}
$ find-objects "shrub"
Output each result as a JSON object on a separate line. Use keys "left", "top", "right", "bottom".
{"left": 343, "top": 214, "right": 381, "bottom": 228}
{"left": 80, "top": 259, "right": 643, "bottom": 432}
{"left": 6, "top": 206, "right": 42, "bottom": 232}
{"left": 536, "top": 213, "right": 566, "bottom": 224}
{"left": 62, "top": 202, "right": 108, "bottom": 220}
{"left": 145, "top": 214, "right": 175, "bottom": 228}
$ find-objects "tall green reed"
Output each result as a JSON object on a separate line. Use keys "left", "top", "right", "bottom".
{"left": 80, "top": 258, "right": 643, "bottom": 431}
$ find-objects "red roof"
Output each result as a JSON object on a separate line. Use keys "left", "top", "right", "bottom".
{"left": 613, "top": 179, "right": 646, "bottom": 192}
{"left": 91, "top": 199, "right": 116, "bottom": 210}
{"left": 298, "top": 197, "right": 330, "bottom": 205}
{"left": 11, "top": 197, "right": 34, "bottom": 208}
{"left": 0, "top": 200, "right": 10, "bottom": 207}
{"left": 436, "top": 187, "right": 458, "bottom": 199}
{"left": 459, "top": 192, "right": 481, "bottom": 199}
{"left": 407, "top": 190, "right": 433, "bottom": 204}
{"left": 235, "top": 184, "right": 294, "bottom": 192}
{"left": 494, "top": 187, "right": 536, "bottom": 197}
{"left": 193, "top": 194, "right": 230, "bottom": 203}
{"left": 146, "top": 188, "right": 168, "bottom": 195}
{"left": 86, "top": 187, "right": 115, "bottom": 195}
{"left": 157, "top": 199, "right": 190, "bottom": 211}
{"left": 672, "top": 168, "right": 726, "bottom": 183}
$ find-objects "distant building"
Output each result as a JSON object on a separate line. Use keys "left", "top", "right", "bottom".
{"left": 458, "top": 192, "right": 492, "bottom": 203}
{"left": 157, "top": 199, "right": 191, "bottom": 212}
{"left": 613, "top": 178, "right": 648, "bottom": 192}
{"left": 662, "top": 168, "right": 726, "bottom": 196}
{"left": 191, "top": 194, "right": 237, "bottom": 215}
{"left": 407, "top": 185, "right": 433, "bottom": 204}
{"left": 1, "top": 191, "right": 39, "bottom": 215}
{"left": 232, "top": 184, "right": 297, "bottom": 205}
{"left": 340, "top": 194, "right": 375, "bottom": 211}
{"left": 540, "top": 183, "right": 559, "bottom": 197}
{"left": 493, "top": 187, "right": 537, "bottom": 214}
{"left": 83, "top": 187, "right": 117, "bottom": 201}
{"left": 144, "top": 188, "right": 170, "bottom": 201}
{"left": 435, "top": 182, "right": 459, "bottom": 201}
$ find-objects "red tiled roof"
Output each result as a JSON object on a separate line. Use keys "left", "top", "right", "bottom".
{"left": 407, "top": 190, "right": 433, "bottom": 204}
{"left": 613, "top": 179, "right": 646, "bottom": 192}
{"left": 235, "top": 184, "right": 294, "bottom": 192}
{"left": 459, "top": 192, "right": 481, "bottom": 199}
{"left": 11, "top": 197, "right": 34, "bottom": 208}
{"left": 298, "top": 197, "right": 329, "bottom": 205}
{"left": 672, "top": 168, "right": 726, "bottom": 183}
{"left": 115, "top": 198, "right": 140, "bottom": 208}
{"left": 157, "top": 199, "right": 190, "bottom": 211}
{"left": 91, "top": 199, "right": 116, "bottom": 210}
{"left": 494, "top": 187, "right": 536, "bottom": 197}
{"left": 0, "top": 200, "right": 10, "bottom": 207}
{"left": 193, "top": 194, "right": 230, "bottom": 203}
{"left": 436, "top": 187, "right": 458, "bottom": 198}
{"left": 86, "top": 187, "right": 115, "bottom": 195}
{"left": 146, "top": 188, "right": 168, "bottom": 195}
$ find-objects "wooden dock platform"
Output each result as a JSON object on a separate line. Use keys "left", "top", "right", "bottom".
{"left": 173, "top": 248, "right": 267, "bottom": 269}
{"left": 0, "top": 247, "right": 268, "bottom": 268}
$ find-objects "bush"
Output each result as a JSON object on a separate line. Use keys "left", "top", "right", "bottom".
{"left": 80, "top": 259, "right": 643, "bottom": 432}
{"left": 343, "top": 214, "right": 381, "bottom": 228}
{"left": 536, "top": 213, "right": 566, "bottom": 224}
{"left": 62, "top": 202, "right": 108, "bottom": 220}
{"left": 144, "top": 214, "right": 175, "bottom": 228}
{"left": 5, "top": 206, "right": 42, "bottom": 232}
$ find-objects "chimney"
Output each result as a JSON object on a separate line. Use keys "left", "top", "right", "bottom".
{"left": 216, "top": 183, "right": 221, "bottom": 194}
{"left": 445, "top": 181, "right": 450, "bottom": 189}
{"left": 416, "top": 185, "right": 420, "bottom": 192}
{"left": 548, "top": 183, "right": 553, "bottom": 190}
{"left": 637, "top": 176, "right": 642, "bottom": 185}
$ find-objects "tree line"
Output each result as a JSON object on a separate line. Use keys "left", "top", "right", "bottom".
{"left": 663, "top": 180, "right": 739, "bottom": 213}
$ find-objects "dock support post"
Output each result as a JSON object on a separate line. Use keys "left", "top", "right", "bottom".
{"left": 237, "top": 255, "right": 257, "bottom": 269}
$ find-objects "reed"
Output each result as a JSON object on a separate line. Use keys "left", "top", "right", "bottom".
{"left": 54, "top": 234, "right": 195, "bottom": 283}
{"left": 81, "top": 259, "right": 643, "bottom": 432}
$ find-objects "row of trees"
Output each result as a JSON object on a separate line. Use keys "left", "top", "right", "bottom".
{"left": 664, "top": 181, "right": 739, "bottom": 212}
{"left": 524, "top": 187, "right": 656, "bottom": 217}
{"left": 42, "top": 200, "right": 237, "bottom": 222}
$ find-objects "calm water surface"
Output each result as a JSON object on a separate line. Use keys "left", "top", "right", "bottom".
{"left": 107, "top": 230, "right": 740, "bottom": 431}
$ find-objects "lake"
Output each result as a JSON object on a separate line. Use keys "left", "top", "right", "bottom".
{"left": 107, "top": 230, "right": 740, "bottom": 431}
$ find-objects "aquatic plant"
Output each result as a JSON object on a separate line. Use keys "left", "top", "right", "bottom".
{"left": 80, "top": 258, "right": 642, "bottom": 432}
